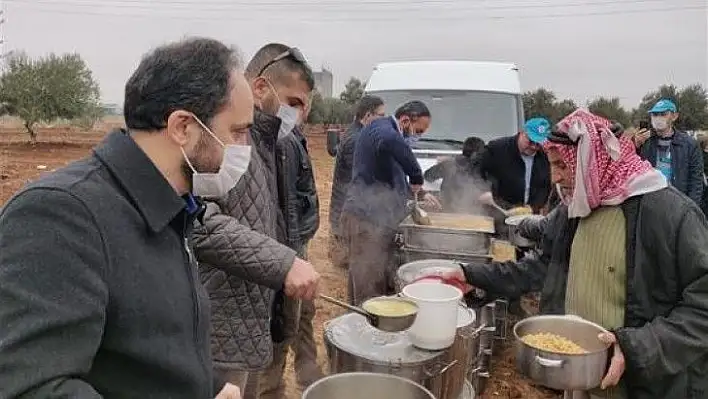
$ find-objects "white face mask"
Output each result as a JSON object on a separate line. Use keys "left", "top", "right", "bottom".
{"left": 651, "top": 116, "right": 669, "bottom": 132}
{"left": 181, "top": 116, "right": 252, "bottom": 198}
{"left": 276, "top": 104, "right": 299, "bottom": 140}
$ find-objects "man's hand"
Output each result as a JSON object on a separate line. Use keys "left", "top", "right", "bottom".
{"left": 215, "top": 383, "right": 241, "bottom": 399}
{"left": 633, "top": 128, "right": 651, "bottom": 148}
{"left": 478, "top": 191, "right": 495, "bottom": 206}
{"left": 421, "top": 192, "right": 442, "bottom": 211}
{"left": 284, "top": 257, "right": 320, "bottom": 300}
{"left": 416, "top": 266, "right": 474, "bottom": 294}
{"left": 598, "top": 332, "right": 626, "bottom": 389}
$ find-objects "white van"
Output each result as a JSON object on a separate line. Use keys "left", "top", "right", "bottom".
{"left": 364, "top": 61, "right": 524, "bottom": 192}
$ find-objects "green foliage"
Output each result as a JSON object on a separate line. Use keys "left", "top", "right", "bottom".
{"left": 522, "top": 88, "right": 577, "bottom": 124}
{"left": 339, "top": 77, "right": 365, "bottom": 105}
{"left": 632, "top": 84, "right": 708, "bottom": 131}
{"left": 587, "top": 97, "right": 631, "bottom": 128}
{"left": 0, "top": 52, "right": 101, "bottom": 142}
{"left": 307, "top": 90, "right": 352, "bottom": 124}
{"left": 524, "top": 84, "right": 708, "bottom": 130}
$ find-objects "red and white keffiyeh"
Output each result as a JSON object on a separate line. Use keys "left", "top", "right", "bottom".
{"left": 543, "top": 108, "right": 667, "bottom": 218}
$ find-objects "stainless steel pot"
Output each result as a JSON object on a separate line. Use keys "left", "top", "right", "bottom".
{"left": 324, "top": 313, "right": 453, "bottom": 386}
{"left": 302, "top": 372, "right": 436, "bottom": 399}
{"left": 399, "top": 213, "right": 494, "bottom": 255}
{"left": 504, "top": 214, "right": 536, "bottom": 248}
{"left": 399, "top": 247, "right": 492, "bottom": 267}
{"left": 513, "top": 315, "right": 612, "bottom": 391}
{"left": 428, "top": 306, "right": 484, "bottom": 399}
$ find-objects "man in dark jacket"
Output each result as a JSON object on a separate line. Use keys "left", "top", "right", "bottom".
{"left": 0, "top": 37, "right": 249, "bottom": 399}
{"left": 633, "top": 99, "right": 704, "bottom": 205}
{"left": 341, "top": 100, "right": 437, "bottom": 305}
{"left": 424, "top": 136, "right": 487, "bottom": 213}
{"left": 329, "top": 95, "right": 385, "bottom": 269}
{"left": 479, "top": 117, "right": 552, "bottom": 213}
{"left": 192, "top": 43, "right": 320, "bottom": 397}
{"left": 426, "top": 109, "right": 708, "bottom": 399}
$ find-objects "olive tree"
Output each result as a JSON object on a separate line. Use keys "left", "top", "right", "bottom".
{"left": 0, "top": 52, "right": 101, "bottom": 142}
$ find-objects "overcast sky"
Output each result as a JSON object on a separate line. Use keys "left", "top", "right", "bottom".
{"left": 2, "top": 0, "right": 706, "bottom": 108}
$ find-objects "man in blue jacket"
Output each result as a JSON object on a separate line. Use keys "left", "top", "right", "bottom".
{"left": 340, "top": 100, "right": 436, "bottom": 305}
{"left": 329, "top": 95, "right": 385, "bottom": 270}
{"left": 633, "top": 98, "right": 704, "bottom": 205}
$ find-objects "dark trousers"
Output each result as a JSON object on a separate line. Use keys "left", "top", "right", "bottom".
{"left": 340, "top": 212, "right": 397, "bottom": 306}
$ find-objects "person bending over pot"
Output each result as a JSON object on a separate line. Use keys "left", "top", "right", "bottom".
{"left": 422, "top": 108, "right": 708, "bottom": 399}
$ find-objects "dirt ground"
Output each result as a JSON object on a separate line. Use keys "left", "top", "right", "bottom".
{"left": 0, "top": 120, "right": 559, "bottom": 399}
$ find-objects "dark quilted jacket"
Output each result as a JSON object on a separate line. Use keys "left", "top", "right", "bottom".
{"left": 192, "top": 110, "right": 297, "bottom": 371}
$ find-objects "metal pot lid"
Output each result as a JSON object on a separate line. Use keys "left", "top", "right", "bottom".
{"left": 397, "top": 259, "right": 463, "bottom": 285}
{"left": 324, "top": 313, "right": 444, "bottom": 366}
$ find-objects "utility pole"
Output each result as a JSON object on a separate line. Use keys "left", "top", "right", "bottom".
{"left": 0, "top": 0, "right": 7, "bottom": 72}
{"left": 0, "top": 0, "right": 6, "bottom": 72}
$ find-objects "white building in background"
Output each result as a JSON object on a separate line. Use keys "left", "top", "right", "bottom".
{"left": 101, "top": 103, "right": 122, "bottom": 115}
{"left": 313, "top": 68, "right": 333, "bottom": 98}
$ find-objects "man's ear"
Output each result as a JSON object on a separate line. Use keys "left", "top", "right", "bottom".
{"left": 165, "top": 110, "right": 194, "bottom": 147}
{"left": 251, "top": 76, "right": 270, "bottom": 102}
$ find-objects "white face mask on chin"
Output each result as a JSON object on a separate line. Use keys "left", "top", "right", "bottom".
{"left": 276, "top": 103, "right": 299, "bottom": 140}
{"left": 181, "top": 116, "right": 252, "bottom": 198}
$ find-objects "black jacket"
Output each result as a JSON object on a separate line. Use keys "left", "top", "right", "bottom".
{"left": 480, "top": 134, "right": 551, "bottom": 212}
{"left": 0, "top": 130, "right": 216, "bottom": 398}
{"left": 276, "top": 126, "right": 320, "bottom": 254}
{"left": 329, "top": 121, "right": 362, "bottom": 236}
{"left": 464, "top": 188, "right": 708, "bottom": 398}
{"left": 639, "top": 130, "right": 704, "bottom": 205}
{"left": 423, "top": 154, "right": 489, "bottom": 213}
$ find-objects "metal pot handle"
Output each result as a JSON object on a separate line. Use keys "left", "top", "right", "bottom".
{"left": 535, "top": 355, "right": 564, "bottom": 368}
{"left": 424, "top": 359, "right": 458, "bottom": 377}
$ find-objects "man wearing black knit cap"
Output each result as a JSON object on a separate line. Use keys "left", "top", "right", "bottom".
{"left": 340, "top": 100, "right": 436, "bottom": 305}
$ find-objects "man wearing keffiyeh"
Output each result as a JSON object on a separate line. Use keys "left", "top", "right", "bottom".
{"left": 421, "top": 108, "right": 708, "bottom": 398}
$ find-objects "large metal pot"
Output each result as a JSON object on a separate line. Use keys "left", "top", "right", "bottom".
{"left": 302, "top": 372, "right": 436, "bottom": 399}
{"left": 428, "top": 306, "right": 484, "bottom": 399}
{"left": 399, "top": 247, "right": 492, "bottom": 267}
{"left": 324, "top": 312, "right": 453, "bottom": 387}
{"left": 399, "top": 213, "right": 494, "bottom": 255}
{"left": 396, "top": 259, "right": 466, "bottom": 292}
{"left": 513, "top": 315, "right": 612, "bottom": 391}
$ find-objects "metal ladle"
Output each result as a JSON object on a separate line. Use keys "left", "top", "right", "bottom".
{"left": 319, "top": 294, "right": 418, "bottom": 333}
{"left": 489, "top": 200, "right": 510, "bottom": 217}
{"left": 411, "top": 191, "right": 431, "bottom": 225}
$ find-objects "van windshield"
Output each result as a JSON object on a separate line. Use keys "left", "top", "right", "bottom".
{"left": 369, "top": 90, "right": 520, "bottom": 150}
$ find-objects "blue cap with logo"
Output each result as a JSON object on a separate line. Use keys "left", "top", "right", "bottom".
{"left": 649, "top": 99, "right": 677, "bottom": 114}
{"left": 524, "top": 117, "right": 551, "bottom": 144}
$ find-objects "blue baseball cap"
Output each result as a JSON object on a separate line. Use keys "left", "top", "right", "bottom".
{"left": 649, "top": 99, "right": 677, "bottom": 114}
{"left": 524, "top": 117, "right": 551, "bottom": 144}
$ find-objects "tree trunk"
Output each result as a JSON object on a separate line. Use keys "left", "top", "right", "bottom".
{"left": 24, "top": 121, "right": 37, "bottom": 144}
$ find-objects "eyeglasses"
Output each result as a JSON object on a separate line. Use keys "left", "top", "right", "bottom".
{"left": 257, "top": 47, "right": 308, "bottom": 77}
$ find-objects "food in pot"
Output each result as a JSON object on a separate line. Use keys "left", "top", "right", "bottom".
{"left": 507, "top": 206, "right": 533, "bottom": 216}
{"left": 521, "top": 332, "right": 588, "bottom": 354}
{"left": 362, "top": 298, "right": 417, "bottom": 317}
{"left": 429, "top": 214, "right": 494, "bottom": 232}
{"left": 490, "top": 240, "right": 516, "bottom": 262}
